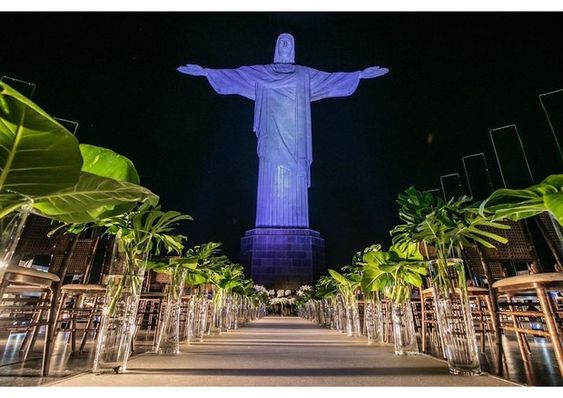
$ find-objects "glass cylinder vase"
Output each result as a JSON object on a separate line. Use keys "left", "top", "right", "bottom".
{"left": 391, "top": 300, "right": 419, "bottom": 355}
{"left": 155, "top": 269, "right": 186, "bottom": 355}
{"left": 93, "top": 270, "right": 145, "bottom": 374}
{"left": 364, "top": 295, "right": 384, "bottom": 345}
{"left": 0, "top": 194, "right": 32, "bottom": 282}
{"left": 428, "top": 258, "right": 480, "bottom": 375}
{"left": 93, "top": 237, "right": 147, "bottom": 375}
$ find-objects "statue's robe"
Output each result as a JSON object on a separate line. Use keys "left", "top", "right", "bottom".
{"left": 205, "top": 64, "right": 361, "bottom": 228}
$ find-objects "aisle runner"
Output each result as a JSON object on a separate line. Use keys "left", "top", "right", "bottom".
{"left": 50, "top": 317, "right": 513, "bottom": 387}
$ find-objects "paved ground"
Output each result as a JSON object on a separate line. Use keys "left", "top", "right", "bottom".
{"left": 48, "top": 317, "right": 515, "bottom": 387}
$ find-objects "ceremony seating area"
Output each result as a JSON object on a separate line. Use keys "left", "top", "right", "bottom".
{"left": 1, "top": 13, "right": 563, "bottom": 390}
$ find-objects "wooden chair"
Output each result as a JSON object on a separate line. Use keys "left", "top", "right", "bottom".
{"left": 52, "top": 284, "right": 106, "bottom": 352}
{"left": 420, "top": 287, "right": 444, "bottom": 357}
{"left": 0, "top": 265, "right": 60, "bottom": 376}
{"left": 45, "top": 235, "right": 102, "bottom": 354}
{"left": 493, "top": 273, "right": 563, "bottom": 379}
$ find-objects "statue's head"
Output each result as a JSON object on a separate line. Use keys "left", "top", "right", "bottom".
{"left": 274, "top": 33, "right": 295, "bottom": 64}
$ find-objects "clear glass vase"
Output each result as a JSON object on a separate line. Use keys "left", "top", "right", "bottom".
{"left": 93, "top": 270, "right": 145, "bottom": 374}
{"left": 155, "top": 269, "right": 186, "bottom": 355}
{"left": 93, "top": 237, "right": 147, "bottom": 374}
{"left": 0, "top": 194, "right": 32, "bottom": 282}
{"left": 391, "top": 300, "right": 419, "bottom": 355}
{"left": 428, "top": 258, "right": 480, "bottom": 375}
{"left": 364, "top": 295, "right": 384, "bottom": 345}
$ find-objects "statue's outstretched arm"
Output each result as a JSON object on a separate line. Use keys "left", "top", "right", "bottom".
{"left": 359, "top": 66, "right": 389, "bottom": 79}
{"left": 177, "top": 64, "right": 207, "bottom": 76}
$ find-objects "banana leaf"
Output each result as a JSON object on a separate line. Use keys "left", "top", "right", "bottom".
{"left": 328, "top": 269, "right": 351, "bottom": 287}
{"left": 79, "top": 144, "right": 139, "bottom": 184}
{"left": 0, "top": 82, "right": 83, "bottom": 216}
{"left": 32, "top": 172, "right": 158, "bottom": 223}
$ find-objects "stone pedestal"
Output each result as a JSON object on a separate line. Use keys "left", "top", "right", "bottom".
{"left": 240, "top": 228, "right": 325, "bottom": 290}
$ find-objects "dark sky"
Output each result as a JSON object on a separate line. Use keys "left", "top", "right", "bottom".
{"left": 2, "top": 12, "right": 563, "bottom": 269}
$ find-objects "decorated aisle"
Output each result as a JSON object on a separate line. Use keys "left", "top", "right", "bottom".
{"left": 49, "top": 317, "right": 513, "bottom": 387}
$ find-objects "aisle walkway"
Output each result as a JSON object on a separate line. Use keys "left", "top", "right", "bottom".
{"left": 50, "top": 317, "right": 514, "bottom": 386}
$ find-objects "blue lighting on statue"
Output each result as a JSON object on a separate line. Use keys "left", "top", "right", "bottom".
{"left": 178, "top": 33, "right": 388, "bottom": 288}
{"left": 178, "top": 33, "right": 388, "bottom": 229}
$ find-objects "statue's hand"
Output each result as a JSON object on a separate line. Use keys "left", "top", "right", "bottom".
{"left": 360, "top": 66, "right": 389, "bottom": 79}
{"left": 177, "top": 64, "right": 207, "bottom": 76}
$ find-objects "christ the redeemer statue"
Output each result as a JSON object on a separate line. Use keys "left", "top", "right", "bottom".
{"left": 178, "top": 33, "right": 388, "bottom": 229}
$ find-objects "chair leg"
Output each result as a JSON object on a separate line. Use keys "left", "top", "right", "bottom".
{"left": 42, "top": 284, "right": 64, "bottom": 377}
{"left": 41, "top": 289, "right": 54, "bottom": 377}
{"left": 79, "top": 295, "right": 103, "bottom": 352}
{"left": 21, "top": 292, "right": 46, "bottom": 358}
{"left": 536, "top": 287, "right": 563, "bottom": 379}
{"left": 53, "top": 292, "right": 67, "bottom": 347}
{"left": 421, "top": 297, "right": 427, "bottom": 353}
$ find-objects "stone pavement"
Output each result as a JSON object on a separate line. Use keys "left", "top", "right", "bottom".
{"left": 49, "top": 316, "right": 515, "bottom": 387}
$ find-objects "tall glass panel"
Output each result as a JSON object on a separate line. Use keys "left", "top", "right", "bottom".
{"left": 0, "top": 76, "right": 36, "bottom": 97}
{"left": 489, "top": 125, "right": 534, "bottom": 188}
{"left": 462, "top": 153, "right": 495, "bottom": 201}
{"left": 54, "top": 117, "right": 79, "bottom": 136}
{"left": 539, "top": 88, "right": 563, "bottom": 163}
{"left": 440, "top": 173, "right": 464, "bottom": 200}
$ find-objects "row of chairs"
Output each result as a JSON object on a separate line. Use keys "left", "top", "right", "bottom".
{"left": 407, "top": 274, "right": 562, "bottom": 380}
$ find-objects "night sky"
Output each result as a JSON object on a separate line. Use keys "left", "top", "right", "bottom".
{"left": 2, "top": 12, "right": 563, "bottom": 270}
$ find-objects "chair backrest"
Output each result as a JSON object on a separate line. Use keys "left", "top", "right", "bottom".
{"left": 463, "top": 246, "right": 507, "bottom": 281}
{"left": 536, "top": 212, "right": 563, "bottom": 262}
{"left": 11, "top": 214, "right": 62, "bottom": 266}
{"left": 48, "top": 235, "right": 99, "bottom": 283}
{"left": 462, "top": 219, "right": 541, "bottom": 284}
{"left": 481, "top": 220, "right": 538, "bottom": 262}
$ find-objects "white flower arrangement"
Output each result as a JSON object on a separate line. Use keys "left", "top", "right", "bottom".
{"left": 298, "top": 285, "right": 312, "bottom": 292}
{"left": 276, "top": 289, "right": 285, "bottom": 298}
{"left": 284, "top": 289, "right": 292, "bottom": 296}
{"left": 268, "top": 289, "right": 275, "bottom": 296}
{"left": 270, "top": 297, "right": 290, "bottom": 305}
{"left": 253, "top": 285, "right": 268, "bottom": 294}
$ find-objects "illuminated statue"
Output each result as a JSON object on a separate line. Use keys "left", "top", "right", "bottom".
{"left": 178, "top": 33, "right": 388, "bottom": 228}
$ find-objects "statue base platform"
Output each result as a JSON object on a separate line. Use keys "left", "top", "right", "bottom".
{"left": 240, "top": 228, "right": 325, "bottom": 290}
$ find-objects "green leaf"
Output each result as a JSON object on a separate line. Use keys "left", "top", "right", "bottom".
{"left": 32, "top": 172, "right": 158, "bottom": 223}
{"left": 328, "top": 269, "right": 350, "bottom": 286}
{"left": 545, "top": 191, "right": 563, "bottom": 226}
{"left": 79, "top": 144, "right": 140, "bottom": 184}
{"left": 403, "top": 272, "right": 423, "bottom": 288}
{"left": 185, "top": 272, "right": 208, "bottom": 286}
{"left": 361, "top": 265, "right": 386, "bottom": 292}
{"left": 0, "top": 81, "right": 82, "bottom": 196}
{"left": 389, "top": 241, "right": 423, "bottom": 260}
{"left": 363, "top": 250, "right": 389, "bottom": 265}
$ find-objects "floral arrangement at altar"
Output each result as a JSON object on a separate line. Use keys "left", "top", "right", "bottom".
{"left": 264, "top": 285, "right": 313, "bottom": 316}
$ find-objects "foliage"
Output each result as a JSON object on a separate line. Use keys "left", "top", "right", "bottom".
{"left": 0, "top": 82, "right": 156, "bottom": 223}
{"left": 182, "top": 242, "right": 225, "bottom": 286}
{"left": 314, "top": 275, "right": 338, "bottom": 299}
{"left": 33, "top": 172, "right": 157, "bottom": 224}
{"left": 480, "top": 174, "right": 563, "bottom": 226}
{"left": 392, "top": 188, "right": 509, "bottom": 260}
{"left": 391, "top": 187, "right": 509, "bottom": 292}
{"left": 79, "top": 144, "right": 139, "bottom": 184}
{"left": 98, "top": 202, "right": 192, "bottom": 274}
{"left": 33, "top": 143, "right": 157, "bottom": 225}
{"left": 210, "top": 263, "right": 246, "bottom": 291}
{"left": 0, "top": 81, "right": 82, "bottom": 216}
{"left": 361, "top": 242, "right": 427, "bottom": 303}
